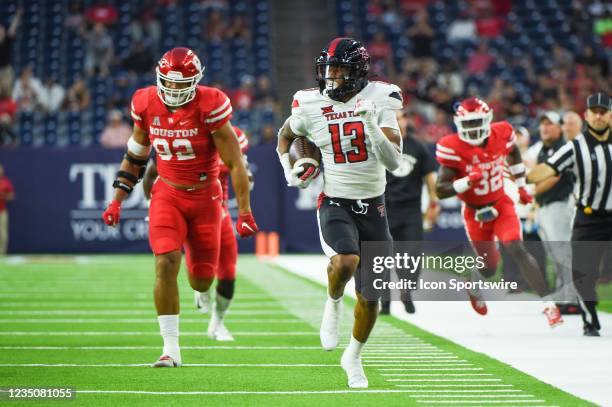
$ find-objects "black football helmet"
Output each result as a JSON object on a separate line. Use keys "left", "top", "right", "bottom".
{"left": 316, "top": 37, "right": 370, "bottom": 101}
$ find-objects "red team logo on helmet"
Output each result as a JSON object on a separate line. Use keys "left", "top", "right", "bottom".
{"left": 156, "top": 47, "right": 204, "bottom": 107}
{"left": 454, "top": 97, "right": 493, "bottom": 146}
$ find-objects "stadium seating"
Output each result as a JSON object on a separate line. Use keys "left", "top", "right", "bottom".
{"left": 5, "top": 0, "right": 272, "bottom": 147}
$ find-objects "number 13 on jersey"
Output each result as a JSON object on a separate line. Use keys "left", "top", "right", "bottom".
{"left": 329, "top": 121, "right": 368, "bottom": 164}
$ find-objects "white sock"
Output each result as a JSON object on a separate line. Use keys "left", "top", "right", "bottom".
{"left": 328, "top": 293, "right": 343, "bottom": 303}
{"left": 346, "top": 335, "right": 365, "bottom": 358}
{"left": 470, "top": 267, "right": 485, "bottom": 283}
{"left": 158, "top": 314, "right": 180, "bottom": 360}
{"left": 215, "top": 293, "right": 232, "bottom": 320}
{"left": 198, "top": 290, "right": 210, "bottom": 302}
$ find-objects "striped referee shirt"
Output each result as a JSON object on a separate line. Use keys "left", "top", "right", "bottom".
{"left": 546, "top": 133, "right": 612, "bottom": 211}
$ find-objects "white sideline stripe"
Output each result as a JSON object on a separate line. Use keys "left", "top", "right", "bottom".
{"left": 394, "top": 385, "right": 514, "bottom": 388}
{"left": 0, "top": 346, "right": 326, "bottom": 350}
{"left": 388, "top": 390, "right": 523, "bottom": 393}
{"left": 66, "top": 389, "right": 520, "bottom": 396}
{"left": 414, "top": 395, "right": 534, "bottom": 398}
{"left": 389, "top": 379, "right": 502, "bottom": 382}
{"left": 0, "top": 301, "right": 281, "bottom": 308}
{"left": 415, "top": 401, "right": 545, "bottom": 404}
{"left": 380, "top": 368, "right": 482, "bottom": 371}
{"left": 364, "top": 357, "right": 459, "bottom": 360}
{"left": 0, "top": 331, "right": 316, "bottom": 336}
{"left": 0, "top": 319, "right": 304, "bottom": 324}
{"left": 362, "top": 354, "right": 453, "bottom": 358}
{"left": 384, "top": 374, "right": 494, "bottom": 377}
{"left": 0, "top": 310, "right": 286, "bottom": 315}
{"left": 0, "top": 363, "right": 339, "bottom": 368}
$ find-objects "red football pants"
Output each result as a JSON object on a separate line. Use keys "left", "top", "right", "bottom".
{"left": 148, "top": 179, "right": 222, "bottom": 280}
{"left": 216, "top": 208, "right": 237, "bottom": 281}
{"left": 462, "top": 194, "right": 522, "bottom": 269}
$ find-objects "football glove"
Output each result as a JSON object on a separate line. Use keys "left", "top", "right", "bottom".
{"left": 236, "top": 212, "right": 259, "bottom": 238}
{"left": 518, "top": 186, "right": 533, "bottom": 205}
{"left": 102, "top": 200, "right": 121, "bottom": 227}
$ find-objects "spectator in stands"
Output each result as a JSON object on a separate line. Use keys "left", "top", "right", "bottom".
{"left": 447, "top": 10, "right": 477, "bottom": 44}
{"left": 562, "top": 111, "right": 583, "bottom": 141}
{"left": 254, "top": 74, "right": 276, "bottom": 103}
{"left": 552, "top": 44, "right": 574, "bottom": 71}
{"left": 108, "top": 72, "right": 134, "bottom": 110}
{"left": 0, "top": 163, "right": 14, "bottom": 255}
{"left": 368, "top": 31, "right": 395, "bottom": 79}
{"left": 380, "top": 2, "right": 400, "bottom": 30}
{"left": 85, "top": 0, "right": 118, "bottom": 26}
{"left": 200, "top": 0, "right": 229, "bottom": 13}
{"left": 422, "top": 109, "right": 452, "bottom": 144}
{"left": 407, "top": 9, "right": 434, "bottom": 63}
{"left": 436, "top": 59, "right": 464, "bottom": 97}
{"left": 577, "top": 45, "right": 609, "bottom": 78}
{"left": 84, "top": 23, "right": 114, "bottom": 77}
{"left": 227, "top": 14, "right": 251, "bottom": 41}
{"left": 466, "top": 41, "right": 494, "bottom": 76}
{"left": 204, "top": 9, "right": 226, "bottom": 41}
{"left": 12, "top": 66, "right": 44, "bottom": 113}
{"left": 122, "top": 41, "right": 154, "bottom": 75}
{"left": 0, "top": 8, "right": 22, "bottom": 96}
{"left": 398, "top": 0, "right": 432, "bottom": 15}
{"left": 66, "top": 77, "right": 91, "bottom": 112}
{"left": 39, "top": 76, "right": 65, "bottom": 114}
{"left": 0, "top": 89, "right": 17, "bottom": 147}
{"left": 99, "top": 109, "right": 132, "bottom": 149}
{"left": 475, "top": 7, "right": 505, "bottom": 39}
{"left": 259, "top": 124, "right": 276, "bottom": 144}
{"left": 594, "top": 10, "right": 612, "bottom": 48}
{"left": 65, "top": 1, "right": 86, "bottom": 33}
{"left": 231, "top": 75, "right": 255, "bottom": 111}
{"left": 129, "top": 10, "right": 161, "bottom": 53}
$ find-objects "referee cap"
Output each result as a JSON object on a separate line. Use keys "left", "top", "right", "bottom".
{"left": 586, "top": 92, "right": 612, "bottom": 110}
{"left": 539, "top": 111, "right": 561, "bottom": 125}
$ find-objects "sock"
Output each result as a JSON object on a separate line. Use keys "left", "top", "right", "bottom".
{"left": 328, "top": 293, "right": 343, "bottom": 303}
{"left": 215, "top": 293, "right": 232, "bottom": 320}
{"left": 346, "top": 335, "right": 365, "bottom": 357}
{"left": 470, "top": 267, "right": 484, "bottom": 283}
{"left": 197, "top": 290, "right": 210, "bottom": 302}
{"left": 158, "top": 314, "right": 180, "bottom": 360}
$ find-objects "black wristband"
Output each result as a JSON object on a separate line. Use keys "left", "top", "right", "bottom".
{"left": 113, "top": 179, "right": 134, "bottom": 194}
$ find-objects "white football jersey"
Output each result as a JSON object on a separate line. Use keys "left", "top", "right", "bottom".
{"left": 289, "top": 81, "right": 403, "bottom": 199}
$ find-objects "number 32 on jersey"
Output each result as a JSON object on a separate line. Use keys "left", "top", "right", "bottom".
{"left": 152, "top": 138, "right": 196, "bottom": 161}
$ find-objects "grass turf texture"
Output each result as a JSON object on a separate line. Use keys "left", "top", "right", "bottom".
{"left": 0, "top": 255, "right": 593, "bottom": 406}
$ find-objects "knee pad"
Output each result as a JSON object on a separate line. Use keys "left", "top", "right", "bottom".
{"left": 216, "top": 279, "right": 235, "bottom": 300}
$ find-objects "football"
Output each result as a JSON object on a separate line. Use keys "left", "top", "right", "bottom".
{"left": 289, "top": 136, "right": 322, "bottom": 177}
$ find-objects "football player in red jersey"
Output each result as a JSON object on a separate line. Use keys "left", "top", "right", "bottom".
{"left": 142, "top": 126, "right": 252, "bottom": 342}
{"left": 435, "top": 98, "right": 563, "bottom": 327}
{"left": 102, "top": 47, "right": 259, "bottom": 367}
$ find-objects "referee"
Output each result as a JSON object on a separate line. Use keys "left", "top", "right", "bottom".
{"left": 528, "top": 92, "right": 612, "bottom": 336}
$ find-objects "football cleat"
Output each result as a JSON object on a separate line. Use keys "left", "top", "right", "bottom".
{"left": 543, "top": 304, "right": 564, "bottom": 328}
{"left": 379, "top": 300, "right": 390, "bottom": 315}
{"left": 151, "top": 355, "right": 181, "bottom": 368}
{"left": 583, "top": 324, "right": 600, "bottom": 337}
{"left": 467, "top": 288, "right": 487, "bottom": 315}
{"left": 320, "top": 297, "right": 343, "bottom": 351}
{"left": 207, "top": 310, "right": 234, "bottom": 341}
{"left": 341, "top": 348, "right": 368, "bottom": 388}
{"left": 194, "top": 290, "right": 210, "bottom": 314}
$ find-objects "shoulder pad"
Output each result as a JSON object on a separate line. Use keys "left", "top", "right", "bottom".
{"left": 367, "top": 81, "right": 403, "bottom": 111}
{"left": 291, "top": 88, "right": 322, "bottom": 115}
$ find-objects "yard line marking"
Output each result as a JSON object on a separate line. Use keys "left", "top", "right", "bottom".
{"left": 0, "top": 310, "right": 287, "bottom": 316}
{"left": 0, "top": 363, "right": 340, "bottom": 368}
{"left": 0, "top": 319, "right": 304, "bottom": 324}
{"left": 0, "top": 331, "right": 317, "bottom": 336}
{"left": 394, "top": 385, "right": 514, "bottom": 388}
{"left": 415, "top": 401, "right": 545, "bottom": 404}
{"left": 362, "top": 354, "right": 453, "bottom": 358}
{"left": 20, "top": 390, "right": 522, "bottom": 396}
{"left": 0, "top": 346, "right": 326, "bottom": 350}
{"left": 385, "top": 379, "right": 503, "bottom": 382}
{"left": 384, "top": 374, "right": 494, "bottom": 377}
{"left": 379, "top": 368, "right": 482, "bottom": 371}
{"left": 364, "top": 357, "right": 459, "bottom": 361}
{"left": 388, "top": 390, "right": 524, "bottom": 393}
{"left": 414, "top": 395, "right": 535, "bottom": 398}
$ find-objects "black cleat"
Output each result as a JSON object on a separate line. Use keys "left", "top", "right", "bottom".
{"left": 403, "top": 299, "right": 415, "bottom": 314}
{"left": 380, "top": 301, "right": 390, "bottom": 315}
{"left": 583, "top": 325, "right": 600, "bottom": 337}
{"left": 557, "top": 303, "right": 581, "bottom": 315}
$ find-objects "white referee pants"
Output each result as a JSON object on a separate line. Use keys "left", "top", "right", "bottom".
{"left": 536, "top": 200, "right": 578, "bottom": 302}
{"left": 0, "top": 211, "right": 7, "bottom": 255}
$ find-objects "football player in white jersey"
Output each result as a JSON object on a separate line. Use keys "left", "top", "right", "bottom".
{"left": 276, "top": 37, "right": 403, "bottom": 388}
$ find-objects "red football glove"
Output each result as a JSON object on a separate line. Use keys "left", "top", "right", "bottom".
{"left": 467, "top": 168, "right": 484, "bottom": 184}
{"left": 518, "top": 187, "right": 533, "bottom": 205}
{"left": 102, "top": 200, "right": 121, "bottom": 227}
{"left": 236, "top": 212, "right": 259, "bottom": 238}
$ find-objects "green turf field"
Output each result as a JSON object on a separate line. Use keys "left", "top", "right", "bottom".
{"left": 0, "top": 255, "right": 594, "bottom": 406}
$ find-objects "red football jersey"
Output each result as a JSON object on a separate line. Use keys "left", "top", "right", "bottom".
{"left": 130, "top": 85, "right": 233, "bottom": 185}
{"left": 218, "top": 126, "right": 249, "bottom": 204}
{"left": 435, "top": 121, "right": 516, "bottom": 206}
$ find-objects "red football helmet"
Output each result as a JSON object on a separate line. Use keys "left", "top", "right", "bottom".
{"left": 454, "top": 97, "right": 493, "bottom": 145}
{"left": 156, "top": 47, "right": 204, "bottom": 107}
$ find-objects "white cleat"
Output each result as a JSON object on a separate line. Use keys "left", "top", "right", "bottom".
{"left": 341, "top": 349, "right": 368, "bottom": 388}
{"left": 207, "top": 310, "right": 234, "bottom": 341}
{"left": 151, "top": 355, "right": 181, "bottom": 368}
{"left": 320, "top": 297, "right": 343, "bottom": 351}
{"left": 195, "top": 290, "right": 210, "bottom": 314}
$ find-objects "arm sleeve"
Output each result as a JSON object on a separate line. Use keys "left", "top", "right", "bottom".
{"left": 205, "top": 89, "right": 233, "bottom": 131}
{"left": 435, "top": 140, "right": 463, "bottom": 170}
{"left": 130, "top": 91, "right": 146, "bottom": 130}
{"left": 546, "top": 142, "right": 575, "bottom": 175}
